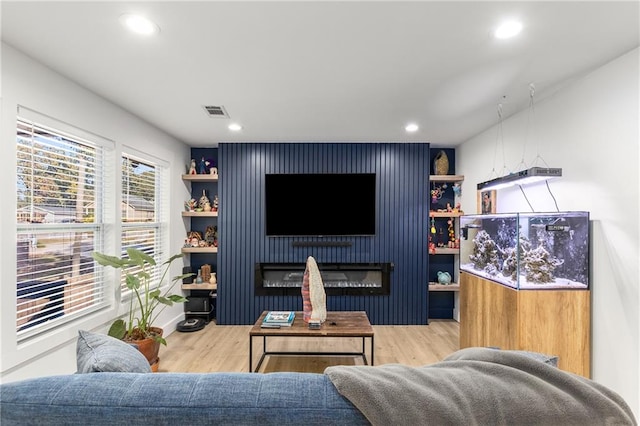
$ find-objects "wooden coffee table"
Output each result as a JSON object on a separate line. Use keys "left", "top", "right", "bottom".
{"left": 249, "top": 311, "right": 374, "bottom": 372}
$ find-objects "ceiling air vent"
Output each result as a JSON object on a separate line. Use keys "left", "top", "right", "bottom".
{"left": 203, "top": 105, "right": 229, "bottom": 118}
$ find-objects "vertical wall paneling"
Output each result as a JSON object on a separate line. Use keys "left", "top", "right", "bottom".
{"left": 218, "top": 143, "right": 430, "bottom": 325}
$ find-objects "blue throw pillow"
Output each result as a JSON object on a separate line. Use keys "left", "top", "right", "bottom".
{"left": 76, "top": 330, "right": 151, "bottom": 373}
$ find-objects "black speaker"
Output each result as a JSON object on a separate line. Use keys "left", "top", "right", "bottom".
{"left": 182, "top": 266, "right": 193, "bottom": 284}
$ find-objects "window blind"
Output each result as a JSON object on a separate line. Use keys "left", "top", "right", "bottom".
{"left": 16, "top": 116, "right": 109, "bottom": 341}
{"left": 120, "top": 153, "right": 165, "bottom": 294}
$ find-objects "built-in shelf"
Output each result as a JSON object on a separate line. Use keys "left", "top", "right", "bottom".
{"left": 429, "top": 174, "right": 464, "bottom": 182}
{"left": 430, "top": 247, "right": 459, "bottom": 255}
{"left": 181, "top": 247, "right": 218, "bottom": 254}
{"left": 181, "top": 211, "right": 218, "bottom": 217}
{"left": 182, "top": 283, "right": 217, "bottom": 291}
{"left": 429, "top": 211, "right": 463, "bottom": 218}
{"left": 181, "top": 174, "right": 218, "bottom": 182}
{"left": 428, "top": 283, "right": 460, "bottom": 291}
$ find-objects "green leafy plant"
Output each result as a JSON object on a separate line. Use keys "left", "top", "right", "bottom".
{"left": 92, "top": 248, "right": 191, "bottom": 345}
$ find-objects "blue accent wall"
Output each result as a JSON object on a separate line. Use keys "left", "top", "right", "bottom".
{"left": 217, "top": 143, "right": 430, "bottom": 325}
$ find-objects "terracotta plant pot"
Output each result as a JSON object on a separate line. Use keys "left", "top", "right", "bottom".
{"left": 129, "top": 327, "right": 162, "bottom": 372}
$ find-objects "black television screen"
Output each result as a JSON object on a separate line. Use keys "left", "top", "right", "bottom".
{"left": 265, "top": 173, "right": 376, "bottom": 236}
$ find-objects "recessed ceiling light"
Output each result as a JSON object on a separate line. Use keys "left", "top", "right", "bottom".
{"left": 494, "top": 20, "right": 523, "bottom": 39}
{"left": 405, "top": 123, "right": 419, "bottom": 133}
{"left": 228, "top": 123, "right": 243, "bottom": 131}
{"left": 119, "top": 14, "right": 160, "bottom": 35}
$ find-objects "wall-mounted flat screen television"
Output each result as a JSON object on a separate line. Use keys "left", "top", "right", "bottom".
{"left": 265, "top": 173, "right": 376, "bottom": 236}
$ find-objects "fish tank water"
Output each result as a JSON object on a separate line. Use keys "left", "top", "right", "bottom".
{"left": 459, "top": 212, "right": 589, "bottom": 290}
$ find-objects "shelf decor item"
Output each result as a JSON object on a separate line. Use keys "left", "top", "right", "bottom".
{"left": 91, "top": 248, "right": 191, "bottom": 370}
{"left": 433, "top": 150, "right": 449, "bottom": 175}
{"left": 201, "top": 264, "right": 211, "bottom": 282}
{"left": 198, "top": 190, "right": 210, "bottom": 209}
{"left": 437, "top": 271, "right": 452, "bottom": 285}
{"left": 184, "top": 198, "right": 197, "bottom": 211}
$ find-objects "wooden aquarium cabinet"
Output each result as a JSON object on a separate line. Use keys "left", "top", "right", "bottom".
{"left": 459, "top": 271, "right": 591, "bottom": 378}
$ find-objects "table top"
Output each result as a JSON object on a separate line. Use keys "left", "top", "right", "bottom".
{"left": 250, "top": 311, "right": 374, "bottom": 337}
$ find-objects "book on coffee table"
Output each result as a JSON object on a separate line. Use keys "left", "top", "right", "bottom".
{"left": 263, "top": 311, "right": 295, "bottom": 326}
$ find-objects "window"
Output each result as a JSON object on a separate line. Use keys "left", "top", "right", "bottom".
{"left": 16, "top": 115, "right": 110, "bottom": 341}
{"left": 120, "top": 153, "right": 166, "bottom": 295}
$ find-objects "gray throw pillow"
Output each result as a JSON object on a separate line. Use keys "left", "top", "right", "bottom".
{"left": 76, "top": 330, "right": 151, "bottom": 373}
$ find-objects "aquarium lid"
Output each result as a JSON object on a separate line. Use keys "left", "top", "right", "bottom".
{"left": 477, "top": 167, "right": 562, "bottom": 191}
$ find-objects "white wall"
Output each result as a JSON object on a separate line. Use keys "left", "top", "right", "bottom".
{"left": 458, "top": 48, "right": 639, "bottom": 417}
{"left": 0, "top": 43, "right": 191, "bottom": 382}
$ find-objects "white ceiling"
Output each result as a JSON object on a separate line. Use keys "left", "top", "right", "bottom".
{"left": 2, "top": 1, "right": 638, "bottom": 147}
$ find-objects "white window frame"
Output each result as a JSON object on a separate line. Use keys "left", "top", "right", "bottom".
{"left": 15, "top": 108, "right": 114, "bottom": 342}
{"left": 120, "top": 149, "right": 169, "bottom": 298}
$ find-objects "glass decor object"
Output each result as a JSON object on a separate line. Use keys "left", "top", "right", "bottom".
{"left": 459, "top": 212, "right": 589, "bottom": 290}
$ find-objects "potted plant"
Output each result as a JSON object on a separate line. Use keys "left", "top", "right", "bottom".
{"left": 91, "top": 248, "right": 190, "bottom": 370}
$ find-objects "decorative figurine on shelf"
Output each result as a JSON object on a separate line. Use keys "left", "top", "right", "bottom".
{"left": 184, "top": 198, "right": 197, "bottom": 211}
{"left": 431, "top": 183, "right": 446, "bottom": 204}
{"left": 203, "top": 201, "right": 212, "bottom": 212}
{"left": 200, "top": 264, "right": 211, "bottom": 282}
{"left": 452, "top": 182, "right": 462, "bottom": 197}
{"left": 437, "top": 271, "right": 452, "bottom": 285}
{"left": 198, "top": 189, "right": 210, "bottom": 209}
{"left": 212, "top": 195, "right": 219, "bottom": 212}
{"left": 210, "top": 166, "right": 218, "bottom": 177}
{"left": 428, "top": 235, "right": 436, "bottom": 254}
{"left": 437, "top": 227, "right": 445, "bottom": 247}
{"left": 205, "top": 225, "right": 216, "bottom": 247}
{"left": 430, "top": 217, "right": 436, "bottom": 234}
{"left": 188, "top": 159, "right": 197, "bottom": 175}
{"left": 187, "top": 231, "right": 202, "bottom": 247}
{"left": 198, "top": 157, "right": 207, "bottom": 174}
{"left": 447, "top": 218, "right": 456, "bottom": 248}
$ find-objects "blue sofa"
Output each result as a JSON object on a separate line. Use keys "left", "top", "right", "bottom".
{"left": 1, "top": 332, "right": 635, "bottom": 425}
{"left": 1, "top": 330, "right": 368, "bottom": 425}
{"left": 0, "top": 371, "right": 367, "bottom": 425}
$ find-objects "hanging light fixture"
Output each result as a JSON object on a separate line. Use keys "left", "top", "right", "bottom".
{"left": 477, "top": 84, "right": 562, "bottom": 192}
{"left": 477, "top": 166, "right": 562, "bottom": 191}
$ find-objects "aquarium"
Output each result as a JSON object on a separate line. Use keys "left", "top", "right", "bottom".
{"left": 459, "top": 212, "right": 589, "bottom": 290}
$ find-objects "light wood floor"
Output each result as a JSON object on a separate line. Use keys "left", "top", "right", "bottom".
{"left": 159, "top": 319, "right": 460, "bottom": 374}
